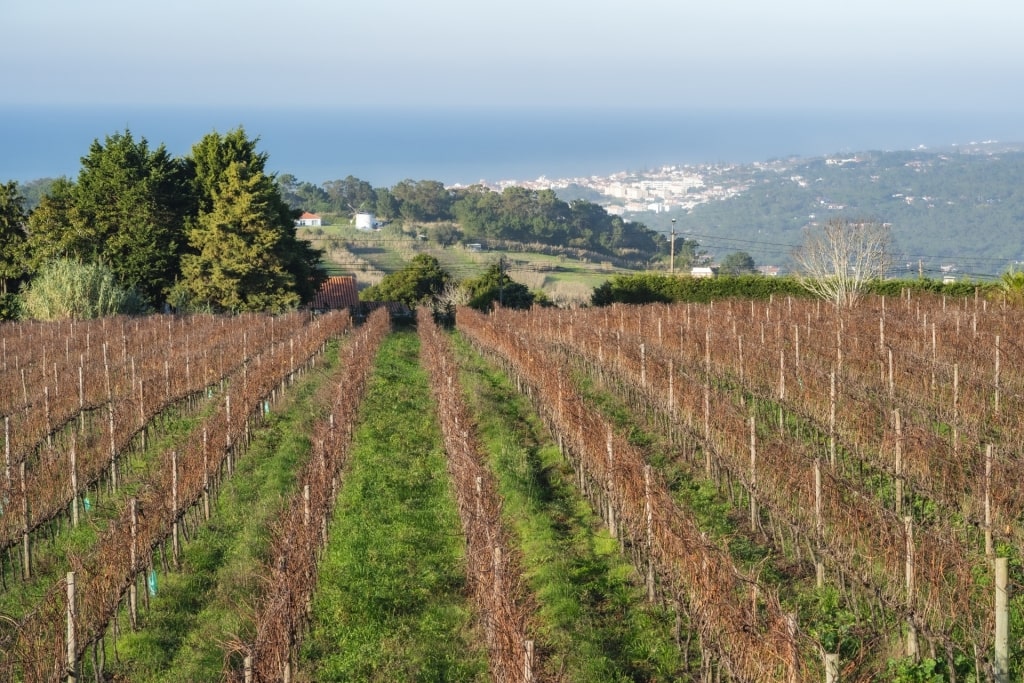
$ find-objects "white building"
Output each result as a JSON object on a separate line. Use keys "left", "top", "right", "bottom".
{"left": 296, "top": 212, "right": 322, "bottom": 227}
{"left": 355, "top": 212, "right": 377, "bottom": 231}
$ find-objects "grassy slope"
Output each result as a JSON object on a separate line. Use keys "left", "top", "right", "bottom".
{"left": 304, "top": 224, "right": 632, "bottom": 305}
{"left": 451, "top": 334, "right": 689, "bottom": 681}
{"left": 299, "top": 331, "right": 488, "bottom": 682}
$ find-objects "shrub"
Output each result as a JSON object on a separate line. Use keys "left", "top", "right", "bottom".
{"left": 21, "top": 258, "right": 148, "bottom": 320}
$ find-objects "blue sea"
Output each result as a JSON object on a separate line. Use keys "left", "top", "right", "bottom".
{"left": 1, "top": 106, "right": 1022, "bottom": 187}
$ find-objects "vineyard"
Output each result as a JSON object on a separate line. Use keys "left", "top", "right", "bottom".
{"left": 0, "top": 292, "right": 1020, "bottom": 682}
{"left": 457, "top": 293, "right": 1024, "bottom": 682}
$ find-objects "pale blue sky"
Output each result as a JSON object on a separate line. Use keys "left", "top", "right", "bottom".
{"left": 3, "top": 0, "right": 1023, "bottom": 112}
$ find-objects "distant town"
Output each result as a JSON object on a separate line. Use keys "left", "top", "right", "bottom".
{"left": 456, "top": 141, "right": 1024, "bottom": 280}
{"left": 469, "top": 161, "right": 754, "bottom": 216}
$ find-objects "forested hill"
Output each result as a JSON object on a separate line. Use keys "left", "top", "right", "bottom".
{"left": 628, "top": 144, "right": 1024, "bottom": 280}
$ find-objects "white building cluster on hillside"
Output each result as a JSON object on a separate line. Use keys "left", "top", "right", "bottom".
{"left": 464, "top": 164, "right": 751, "bottom": 216}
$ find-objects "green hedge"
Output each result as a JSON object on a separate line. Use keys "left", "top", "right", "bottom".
{"left": 591, "top": 273, "right": 998, "bottom": 306}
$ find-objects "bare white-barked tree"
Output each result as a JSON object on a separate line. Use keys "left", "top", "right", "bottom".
{"left": 792, "top": 217, "right": 893, "bottom": 307}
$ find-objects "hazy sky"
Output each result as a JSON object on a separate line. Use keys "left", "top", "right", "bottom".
{"left": 4, "top": 0, "right": 1023, "bottom": 112}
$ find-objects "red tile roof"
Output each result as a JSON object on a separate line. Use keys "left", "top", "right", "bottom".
{"left": 311, "top": 275, "right": 359, "bottom": 310}
{"left": 299, "top": 211, "right": 321, "bottom": 219}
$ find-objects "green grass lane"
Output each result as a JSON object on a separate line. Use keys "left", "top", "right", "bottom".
{"left": 451, "top": 334, "right": 689, "bottom": 682}
{"left": 300, "top": 331, "right": 488, "bottom": 682}
{"left": 93, "top": 342, "right": 342, "bottom": 683}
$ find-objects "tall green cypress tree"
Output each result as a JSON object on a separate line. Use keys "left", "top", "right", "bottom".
{"left": 174, "top": 161, "right": 305, "bottom": 312}
{"left": 175, "top": 128, "right": 324, "bottom": 312}
{"left": 70, "top": 130, "right": 191, "bottom": 306}
{"left": 0, "top": 181, "right": 27, "bottom": 295}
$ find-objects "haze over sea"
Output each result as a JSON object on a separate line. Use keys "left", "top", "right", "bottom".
{"left": 2, "top": 106, "right": 1022, "bottom": 188}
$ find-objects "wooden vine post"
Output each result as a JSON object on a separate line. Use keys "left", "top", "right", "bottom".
{"left": 640, "top": 342, "right": 646, "bottom": 389}
{"left": 4, "top": 416, "right": 10, "bottom": 490}
{"left": 171, "top": 451, "right": 180, "bottom": 567}
{"left": 203, "top": 428, "right": 211, "bottom": 522}
{"left": 904, "top": 515, "right": 918, "bottom": 658}
{"left": 824, "top": 652, "right": 839, "bottom": 683}
{"left": 703, "top": 329, "right": 712, "bottom": 477}
{"left": 814, "top": 445, "right": 824, "bottom": 588}
{"left": 303, "top": 484, "right": 311, "bottom": 528}
{"left": 952, "top": 363, "right": 960, "bottom": 454}
{"left": 894, "top": 409, "right": 903, "bottom": 517}
{"left": 21, "top": 461, "right": 30, "bottom": 579}
{"left": 994, "top": 556, "right": 1009, "bottom": 683}
{"left": 67, "top": 571, "right": 78, "bottom": 683}
{"left": 70, "top": 432, "right": 79, "bottom": 527}
{"left": 644, "top": 465, "right": 655, "bottom": 602}
{"left": 985, "top": 445, "right": 994, "bottom": 557}
{"left": 994, "top": 335, "right": 1001, "bottom": 416}
{"left": 829, "top": 370, "right": 837, "bottom": 469}
{"left": 222, "top": 393, "right": 231, "bottom": 475}
{"left": 749, "top": 416, "right": 758, "bottom": 529}
{"left": 606, "top": 428, "right": 617, "bottom": 539}
{"left": 104, "top": 343, "right": 117, "bottom": 493}
{"left": 130, "top": 497, "right": 139, "bottom": 631}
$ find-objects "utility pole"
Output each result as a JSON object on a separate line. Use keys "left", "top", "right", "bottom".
{"left": 498, "top": 255, "right": 506, "bottom": 307}
{"left": 670, "top": 218, "right": 677, "bottom": 274}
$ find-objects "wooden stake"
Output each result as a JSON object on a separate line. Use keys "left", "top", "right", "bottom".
{"left": 894, "top": 410, "right": 903, "bottom": 516}
{"left": 829, "top": 370, "right": 837, "bottom": 469}
{"left": 824, "top": 653, "right": 839, "bottom": 683}
{"left": 606, "top": 428, "right": 617, "bottom": 538}
{"left": 130, "top": 498, "right": 138, "bottom": 630}
{"left": 21, "top": 461, "right": 30, "bottom": 580}
{"left": 985, "top": 445, "right": 994, "bottom": 557}
{"left": 171, "top": 451, "right": 180, "bottom": 567}
{"left": 994, "top": 335, "right": 1001, "bottom": 416}
{"left": 749, "top": 416, "right": 758, "bottom": 529}
{"left": 67, "top": 571, "right": 78, "bottom": 683}
{"left": 70, "top": 433, "right": 79, "bottom": 527}
{"left": 905, "top": 515, "right": 918, "bottom": 658}
{"left": 644, "top": 465, "right": 655, "bottom": 602}
{"left": 994, "top": 557, "right": 1009, "bottom": 683}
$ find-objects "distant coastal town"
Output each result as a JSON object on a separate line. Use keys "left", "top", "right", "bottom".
{"left": 470, "top": 162, "right": 760, "bottom": 216}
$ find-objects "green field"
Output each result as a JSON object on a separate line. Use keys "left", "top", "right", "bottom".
{"left": 300, "top": 222, "right": 645, "bottom": 306}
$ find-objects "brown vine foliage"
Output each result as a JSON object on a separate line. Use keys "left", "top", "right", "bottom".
{"left": 419, "top": 309, "right": 539, "bottom": 683}
{"left": 0, "top": 310, "right": 351, "bottom": 682}
{"left": 458, "top": 305, "right": 804, "bottom": 683}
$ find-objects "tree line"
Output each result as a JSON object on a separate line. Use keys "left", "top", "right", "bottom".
{"left": 0, "top": 128, "right": 324, "bottom": 319}
{"left": 278, "top": 176, "right": 668, "bottom": 261}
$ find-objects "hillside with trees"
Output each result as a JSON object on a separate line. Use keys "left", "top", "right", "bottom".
{"left": 629, "top": 144, "right": 1024, "bottom": 278}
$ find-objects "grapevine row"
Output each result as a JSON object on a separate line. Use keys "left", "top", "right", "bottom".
{"left": 509, "top": 299, "right": 1016, "bottom": 678}
{"left": 225, "top": 307, "right": 391, "bottom": 683}
{"left": 419, "top": 310, "right": 538, "bottom": 682}
{"left": 0, "top": 309, "right": 350, "bottom": 682}
{"left": 458, "top": 306, "right": 806, "bottom": 682}
{"left": 1, "top": 314, "right": 332, "bottom": 564}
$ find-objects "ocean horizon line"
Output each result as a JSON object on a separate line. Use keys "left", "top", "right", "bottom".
{"left": 2, "top": 105, "right": 1022, "bottom": 188}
